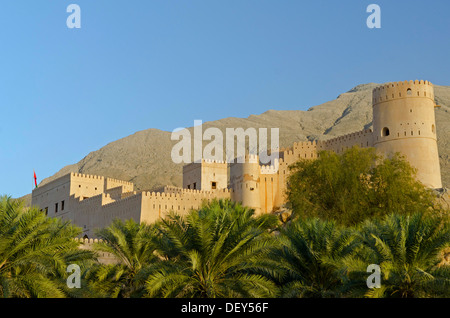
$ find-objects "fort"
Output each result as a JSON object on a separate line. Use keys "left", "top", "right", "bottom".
{"left": 31, "top": 80, "right": 443, "bottom": 238}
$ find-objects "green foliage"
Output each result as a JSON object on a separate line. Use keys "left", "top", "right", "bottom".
{"left": 340, "top": 213, "right": 450, "bottom": 298}
{"left": 268, "top": 218, "right": 360, "bottom": 297}
{"left": 143, "top": 199, "right": 279, "bottom": 298}
{"left": 286, "top": 146, "right": 438, "bottom": 226}
{"left": 0, "top": 196, "right": 96, "bottom": 298}
{"left": 86, "top": 218, "right": 161, "bottom": 298}
{"left": 1, "top": 195, "right": 448, "bottom": 298}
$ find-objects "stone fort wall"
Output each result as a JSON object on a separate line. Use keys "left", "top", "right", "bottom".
{"left": 75, "top": 238, "right": 119, "bottom": 265}
{"left": 53, "top": 176, "right": 233, "bottom": 238}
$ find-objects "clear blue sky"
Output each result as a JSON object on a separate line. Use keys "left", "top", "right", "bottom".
{"left": 1, "top": 0, "right": 449, "bottom": 198}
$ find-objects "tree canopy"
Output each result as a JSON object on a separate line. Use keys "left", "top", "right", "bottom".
{"left": 286, "top": 146, "right": 440, "bottom": 226}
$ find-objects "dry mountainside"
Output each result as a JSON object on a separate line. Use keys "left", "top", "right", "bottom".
{"left": 23, "top": 82, "right": 450, "bottom": 205}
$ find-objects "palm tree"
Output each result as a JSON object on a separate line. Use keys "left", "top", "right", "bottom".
{"left": 270, "top": 218, "right": 360, "bottom": 298}
{"left": 341, "top": 213, "right": 450, "bottom": 298}
{"left": 144, "top": 199, "right": 280, "bottom": 298}
{"left": 0, "top": 196, "right": 95, "bottom": 298}
{"left": 87, "top": 218, "right": 160, "bottom": 298}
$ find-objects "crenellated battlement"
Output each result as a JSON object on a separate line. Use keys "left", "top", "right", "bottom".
{"left": 71, "top": 172, "right": 104, "bottom": 180}
{"left": 105, "top": 177, "right": 134, "bottom": 187}
{"left": 74, "top": 237, "right": 104, "bottom": 244}
{"left": 74, "top": 238, "right": 119, "bottom": 264}
{"left": 142, "top": 191, "right": 181, "bottom": 198}
{"left": 183, "top": 158, "right": 226, "bottom": 167}
{"left": 372, "top": 80, "right": 434, "bottom": 105}
{"left": 292, "top": 140, "right": 318, "bottom": 148}
{"left": 322, "top": 129, "right": 373, "bottom": 146}
{"left": 201, "top": 158, "right": 226, "bottom": 164}
{"left": 142, "top": 186, "right": 232, "bottom": 197}
{"left": 260, "top": 158, "right": 280, "bottom": 175}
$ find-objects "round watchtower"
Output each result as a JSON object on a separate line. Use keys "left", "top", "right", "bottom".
{"left": 229, "top": 154, "right": 261, "bottom": 214}
{"left": 372, "top": 80, "right": 442, "bottom": 188}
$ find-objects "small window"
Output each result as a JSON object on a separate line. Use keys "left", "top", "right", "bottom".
{"left": 55, "top": 203, "right": 58, "bottom": 213}
{"left": 407, "top": 88, "right": 412, "bottom": 95}
{"left": 187, "top": 185, "right": 190, "bottom": 189}
{"left": 211, "top": 182, "right": 217, "bottom": 190}
{"left": 432, "top": 124, "right": 435, "bottom": 133}
{"left": 193, "top": 182, "right": 197, "bottom": 190}
{"left": 382, "top": 127, "right": 390, "bottom": 137}
{"left": 61, "top": 200, "right": 65, "bottom": 211}
{"left": 44, "top": 207, "right": 48, "bottom": 216}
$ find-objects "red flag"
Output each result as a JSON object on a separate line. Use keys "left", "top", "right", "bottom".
{"left": 34, "top": 170, "right": 37, "bottom": 188}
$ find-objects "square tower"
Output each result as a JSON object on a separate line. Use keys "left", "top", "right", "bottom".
{"left": 182, "top": 159, "right": 228, "bottom": 191}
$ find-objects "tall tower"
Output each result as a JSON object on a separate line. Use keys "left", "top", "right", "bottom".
{"left": 182, "top": 159, "right": 228, "bottom": 191}
{"left": 229, "top": 154, "right": 262, "bottom": 214}
{"left": 372, "top": 80, "right": 442, "bottom": 189}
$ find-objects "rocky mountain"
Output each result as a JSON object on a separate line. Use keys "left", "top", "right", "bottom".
{"left": 22, "top": 82, "right": 450, "bottom": 205}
